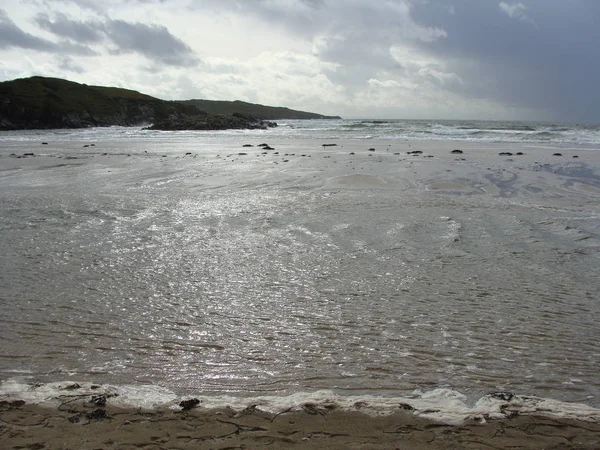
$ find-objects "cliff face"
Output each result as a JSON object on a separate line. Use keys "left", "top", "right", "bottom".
{"left": 0, "top": 76, "right": 337, "bottom": 131}
{"left": 0, "top": 77, "right": 198, "bottom": 130}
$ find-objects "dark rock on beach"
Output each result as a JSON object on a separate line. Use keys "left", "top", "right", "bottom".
{"left": 148, "top": 112, "right": 277, "bottom": 131}
{"left": 90, "top": 395, "right": 107, "bottom": 407}
{"left": 179, "top": 398, "right": 201, "bottom": 410}
{"left": 489, "top": 392, "right": 515, "bottom": 401}
{"left": 0, "top": 400, "right": 26, "bottom": 410}
{"left": 85, "top": 409, "right": 108, "bottom": 420}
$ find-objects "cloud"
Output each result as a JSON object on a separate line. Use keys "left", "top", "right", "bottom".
{"left": 499, "top": 2, "right": 538, "bottom": 27}
{"left": 106, "top": 20, "right": 199, "bottom": 67}
{"left": 56, "top": 55, "right": 85, "bottom": 73}
{"left": 30, "top": 9, "right": 200, "bottom": 67}
{"left": 499, "top": 2, "right": 527, "bottom": 19}
{"left": 0, "top": 8, "right": 97, "bottom": 55}
{"left": 0, "top": 8, "right": 57, "bottom": 51}
{"left": 2, "top": 1, "right": 600, "bottom": 121}
{"left": 36, "top": 12, "right": 104, "bottom": 43}
{"left": 390, "top": 45, "right": 463, "bottom": 87}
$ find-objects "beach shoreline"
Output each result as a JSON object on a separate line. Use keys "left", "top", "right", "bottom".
{"left": 2, "top": 397, "right": 600, "bottom": 449}
{"left": 2, "top": 380, "right": 600, "bottom": 448}
{"left": 1, "top": 130, "right": 599, "bottom": 448}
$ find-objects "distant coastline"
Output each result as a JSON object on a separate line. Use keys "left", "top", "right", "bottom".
{"left": 0, "top": 76, "right": 340, "bottom": 131}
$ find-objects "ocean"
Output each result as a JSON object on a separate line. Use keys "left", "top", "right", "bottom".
{"left": 277, "top": 119, "right": 600, "bottom": 147}
{"left": 1, "top": 119, "right": 599, "bottom": 421}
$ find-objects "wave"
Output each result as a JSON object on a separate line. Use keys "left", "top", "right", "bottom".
{"left": 533, "top": 131, "right": 559, "bottom": 138}
{"left": 2, "top": 379, "right": 599, "bottom": 425}
{"left": 343, "top": 123, "right": 371, "bottom": 129}
{"left": 2, "top": 120, "right": 599, "bottom": 147}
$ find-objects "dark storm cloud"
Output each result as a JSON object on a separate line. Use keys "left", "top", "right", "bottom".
{"left": 36, "top": 12, "right": 104, "bottom": 42}
{"left": 0, "top": 8, "right": 59, "bottom": 51}
{"left": 193, "top": 0, "right": 599, "bottom": 120}
{"left": 105, "top": 20, "right": 199, "bottom": 67}
{"left": 409, "top": 0, "right": 600, "bottom": 121}
{"left": 0, "top": 8, "right": 97, "bottom": 55}
{"left": 15, "top": 5, "right": 200, "bottom": 67}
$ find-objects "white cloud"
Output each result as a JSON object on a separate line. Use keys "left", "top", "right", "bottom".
{"left": 499, "top": 2, "right": 538, "bottom": 28}
{"left": 390, "top": 45, "right": 463, "bottom": 87}
{"left": 499, "top": 2, "right": 526, "bottom": 19}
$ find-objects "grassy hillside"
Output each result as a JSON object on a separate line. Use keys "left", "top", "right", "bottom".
{"left": 180, "top": 99, "right": 340, "bottom": 120}
{"left": 0, "top": 76, "right": 197, "bottom": 129}
{"left": 0, "top": 76, "right": 339, "bottom": 130}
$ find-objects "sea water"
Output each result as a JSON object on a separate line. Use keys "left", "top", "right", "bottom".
{"left": 0, "top": 120, "right": 599, "bottom": 419}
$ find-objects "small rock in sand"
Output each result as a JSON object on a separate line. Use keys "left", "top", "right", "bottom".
{"left": 179, "top": 398, "right": 201, "bottom": 411}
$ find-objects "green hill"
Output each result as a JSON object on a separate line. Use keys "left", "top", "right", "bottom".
{"left": 0, "top": 76, "right": 199, "bottom": 129}
{"left": 0, "top": 76, "right": 339, "bottom": 130}
{"left": 179, "top": 99, "right": 340, "bottom": 120}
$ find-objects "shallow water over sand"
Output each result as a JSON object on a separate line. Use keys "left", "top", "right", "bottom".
{"left": 0, "top": 130, "right": 599, "bottom": 409}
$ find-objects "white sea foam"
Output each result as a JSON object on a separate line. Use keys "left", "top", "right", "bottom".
{"left": 1, "top": 119, "right": 599, "bottom": 147}
{"left": 2, "top": 379, "right": 599, "bottom": 426}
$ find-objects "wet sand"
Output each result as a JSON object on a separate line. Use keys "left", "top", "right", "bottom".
{"left": 2, "top": 400, "right": 600, "bottom": 449}
{"left": 1, "top": 138, "right": 600, "bottom": 448}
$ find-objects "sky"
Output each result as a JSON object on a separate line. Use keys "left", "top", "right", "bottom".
{"left": 0, "top": 0, "right": 598, "bottom": 121}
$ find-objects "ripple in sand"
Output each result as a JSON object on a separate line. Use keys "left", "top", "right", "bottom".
{"left": 426, "top": 182, "right": 472, "bottom": 193}
{"left": 324, "top": 174, "right": 388, "bottom": 189}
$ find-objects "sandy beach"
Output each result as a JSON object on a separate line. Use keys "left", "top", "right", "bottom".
{"left": 1, "top": 133, "right": 600, "bottom": 448}
{"left": 2, "top": 396, "right": 600, "bottom": 449}
{"left": 2, "top": 0, "right": 600, "bottom": 446}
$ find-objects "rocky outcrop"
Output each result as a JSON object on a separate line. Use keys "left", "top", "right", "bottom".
{"left": 0, "top": 77, "right": 199, "bottom": 130}
{"left": 147, "top": 113, "right": 277, "bottom": 131}
{"left": 0, "top": 77, "right": 288, "bottom": 131}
